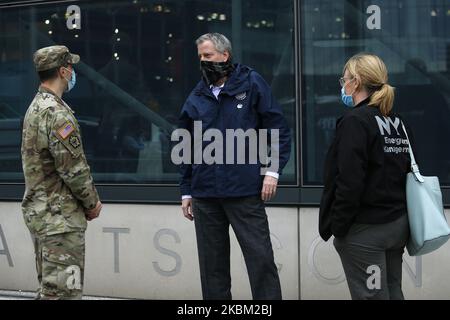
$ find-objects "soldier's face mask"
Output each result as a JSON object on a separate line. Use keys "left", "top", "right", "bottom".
{"left": 200, "top": 60, "right": 234, "bottom": 86}
{"left": 62, "top": 67, "right": 77, "bottom": 92}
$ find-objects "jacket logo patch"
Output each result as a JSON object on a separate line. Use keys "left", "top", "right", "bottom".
{"left": 237, "top": 104, "right": 243, "bottom": 109}
{"left": 375, "top": 116, "right": 400, "bottom": 136}
{"left": 69, "top": 136, "right": 80, "bottom": 149}
{"left": 57, "top": 122, "right": 75, "bottom": 140}
{"left": 235, "top": 92, "right": 247, "bottom": 101}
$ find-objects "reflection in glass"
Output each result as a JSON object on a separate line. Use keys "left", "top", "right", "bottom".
{"left": 301, "top": 0, "right": 450, "bottom": 186}
{"left": 0, "top": 0, "right": 296, "bottom": 185}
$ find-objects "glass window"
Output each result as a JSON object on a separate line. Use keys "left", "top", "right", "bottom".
{"left": 301, "top": 0, "right": 450, "bottom": 186}
{"left": 0, "top": 0, "right": 297, "bottom": 185}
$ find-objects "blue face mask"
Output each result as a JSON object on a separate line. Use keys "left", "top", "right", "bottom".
{"left": 64, "top": 68, "right": 76, "bottom": 92}
{"left": 341, "top": 86, "right": 354, "bottom": 107}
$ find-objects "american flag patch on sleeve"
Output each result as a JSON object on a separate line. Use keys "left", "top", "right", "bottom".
{"left": 57, "top": 122, "right": 75, "bottom": 140}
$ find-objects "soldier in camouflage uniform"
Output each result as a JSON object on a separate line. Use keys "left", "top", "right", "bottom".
{"left": 21, "top": 45, "right": 102, "bottom": 300}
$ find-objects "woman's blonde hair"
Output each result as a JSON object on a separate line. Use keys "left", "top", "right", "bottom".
{"left": 344, "top": 53, "right": 395, "bottom": 116}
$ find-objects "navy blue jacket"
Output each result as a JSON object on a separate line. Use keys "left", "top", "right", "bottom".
{"left": 178, "top": 64, "right": 291, "bottom": 198}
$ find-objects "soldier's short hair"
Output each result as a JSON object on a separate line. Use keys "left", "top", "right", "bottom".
{"left": 38, "top": 64, "right": 69, "bottom": 82}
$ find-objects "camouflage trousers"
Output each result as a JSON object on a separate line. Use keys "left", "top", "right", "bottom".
{"left": 31, "top": 231, "right": 85, "bottom": 300}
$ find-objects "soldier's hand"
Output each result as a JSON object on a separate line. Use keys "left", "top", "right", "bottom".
{"left": 86, "top": 201, "right": 102, "bottom": 221}
{"left": 181, "top": 198, "right": 194, "bottom": 221}
{"left": 261, "top": 176, "right": 278, "bottom": 201}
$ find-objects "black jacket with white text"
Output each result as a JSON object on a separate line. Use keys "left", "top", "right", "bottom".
{"left": 319, "top": 97, "right": 414, "bottom": 240}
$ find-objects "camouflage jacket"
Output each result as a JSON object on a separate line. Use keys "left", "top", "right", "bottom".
{"left": 21, "top": 86, "right": 99, "bottom": 236}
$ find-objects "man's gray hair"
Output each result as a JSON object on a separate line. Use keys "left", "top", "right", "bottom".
{"left": 195, "top": 33, "right": 233, "bottom": 59}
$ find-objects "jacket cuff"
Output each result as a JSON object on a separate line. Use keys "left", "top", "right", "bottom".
{"left": 265, "top": 171, "right": 279, "bottom": 179}
{"left": 331, "top": 223, "right": 351, "bottom": 238}
{"left": 82, "top": 189, "right": 100, "bottom": 210}
{"left": 180, "top": 185, "right": 191, "bottom": 197}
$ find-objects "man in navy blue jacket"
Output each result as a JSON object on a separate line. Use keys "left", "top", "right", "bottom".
{"left": 176, "top": 33, "right": 291, "bottom": 300}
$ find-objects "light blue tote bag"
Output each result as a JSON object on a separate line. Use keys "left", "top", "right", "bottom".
{"left": 402, "top": 122, "right": 450, "bottom": 256}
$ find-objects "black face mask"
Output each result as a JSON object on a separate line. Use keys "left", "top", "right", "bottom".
{"left": 200, "top": 60, "right": 235, "bottom": 86}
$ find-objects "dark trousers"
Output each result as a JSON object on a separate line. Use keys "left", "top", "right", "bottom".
{"left": 333, "top": 214, "right": 409, "bottom": 300}
{"left": 192, "top": 196, "right": 282, "bottom": 300}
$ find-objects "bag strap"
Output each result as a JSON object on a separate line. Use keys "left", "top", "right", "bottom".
{"left": 401, "top": 121, "right": 424, "bottom": 183}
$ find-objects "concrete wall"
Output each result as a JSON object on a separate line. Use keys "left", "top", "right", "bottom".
{"left": 0, "top": 202, "right": 449, "bottom": 299}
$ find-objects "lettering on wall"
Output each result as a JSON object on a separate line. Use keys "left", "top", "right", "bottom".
{"left": 0, "top": 225, "right": 13, "bottom": 267}
{"left": 152, "top": 229, "right": 182, "bottom": 277}
{"left": 103, "top": 227, "right": 130, "bottom": 273}
{"left": 308, "top": 236, "right": 423, "bottom": 287}
{"left": 0, "top": 223, "right": 426, "bottom": 290}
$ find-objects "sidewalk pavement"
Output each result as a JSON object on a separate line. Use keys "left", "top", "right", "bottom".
{"left": 0, "top": 290, "right": 126, "bottom": 300}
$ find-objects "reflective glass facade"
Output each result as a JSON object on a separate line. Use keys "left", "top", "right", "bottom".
{"left": 0, "top": 0, "right": 448, "bottom": 204}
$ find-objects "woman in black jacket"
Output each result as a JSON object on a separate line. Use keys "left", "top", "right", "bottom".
{"left": 319, "top": 53, "right": 411, "bottom": 300}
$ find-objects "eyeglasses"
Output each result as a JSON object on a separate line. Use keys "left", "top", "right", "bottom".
{"left": 339, "top": 77, "right": 354, "bottom": 87}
